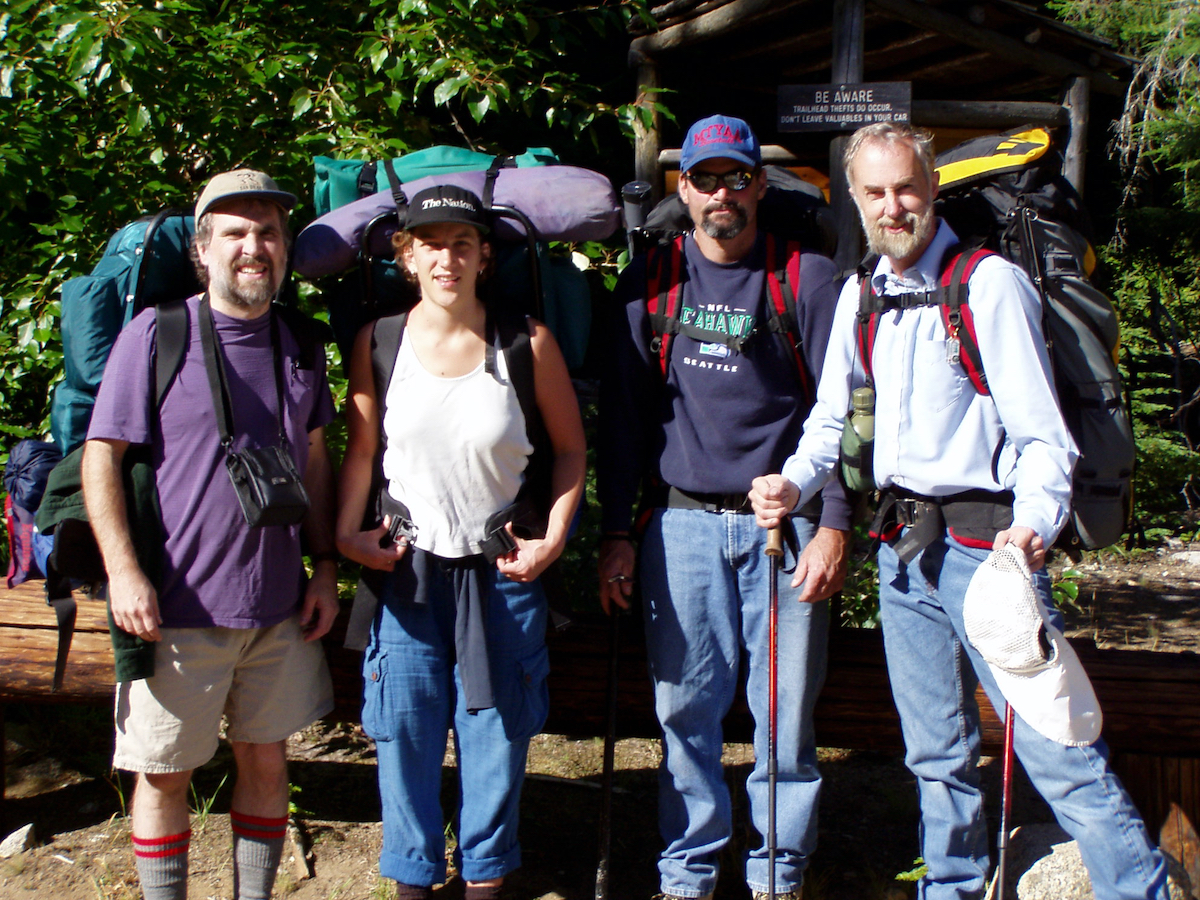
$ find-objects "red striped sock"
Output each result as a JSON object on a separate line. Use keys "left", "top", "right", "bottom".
{"left": 231, "top": 810, "right": 288, "bottom": 900}
{"left": 132, "top": 829, "right": 189, "bottom": 900}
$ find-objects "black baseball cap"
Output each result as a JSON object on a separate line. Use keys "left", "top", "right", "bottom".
{"left": 404, "top": 184, "right": 491, "bottom": 234}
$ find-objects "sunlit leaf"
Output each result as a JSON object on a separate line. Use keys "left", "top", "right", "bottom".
{"left": 467, "top": 93, "right": 491, "bottom": 122}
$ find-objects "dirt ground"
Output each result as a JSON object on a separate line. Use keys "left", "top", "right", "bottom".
{"left": 3, "top": 545, "right": 1198, "bottom": 900}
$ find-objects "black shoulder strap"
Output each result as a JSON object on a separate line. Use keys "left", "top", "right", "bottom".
{"left": 154, "top": 298, "right": 189, "bottom": 409}
{"left": 368, "top": 307, "right": 536, "bottom": 429}
{"left": 494, "top": 305, "right": 539, "bottom": 438}
{"left": 493, "top": 304, "right": 552, "bottom": 522}
{"left": 370, "top": 311, "right": 409, "bottom": 424}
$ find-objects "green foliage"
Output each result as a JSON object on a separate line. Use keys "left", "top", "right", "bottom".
{"left": 1047, "top": 2, "right": 1200, "bottom": 535}
{"left": 288, "top": 782, "right": 310, "bottom": 817}
{"left": 0, "top": 0, "right": 645, "bottom": 441}
{"left": 188, "top": 771, "right": 228, "bottom": 831}
{"left": 838, "top": 522, "right": 881, "bottom": 628}
{"left": 1052, "top": 566, "right": 1082, "bottom": 614}
{"left": 1095, "top": 234, "right": 1200, "bottom": 529}
{"left": 895, "top": 858, "right": 928, "bottom": 882}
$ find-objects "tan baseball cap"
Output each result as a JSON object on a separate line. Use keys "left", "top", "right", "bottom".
{"left": 194, "top": 169, "right": 297, "bottom": 221}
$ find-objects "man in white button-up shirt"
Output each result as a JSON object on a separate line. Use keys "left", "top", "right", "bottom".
{"left": 750, "top": 123, "right": 1168, "bottom": 900}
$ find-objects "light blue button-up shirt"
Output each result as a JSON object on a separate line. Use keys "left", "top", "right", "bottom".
{"left": 781, "top": 220, "right": 1077, "bottom": 544}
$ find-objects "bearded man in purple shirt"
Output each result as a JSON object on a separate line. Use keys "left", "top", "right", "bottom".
{"left": 82, "top": 169, "right": 338, "bottom": 900}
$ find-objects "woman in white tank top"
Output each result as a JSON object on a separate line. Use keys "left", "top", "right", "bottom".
{"left": 335, "top": 186, "right": 585, "bottom": 900}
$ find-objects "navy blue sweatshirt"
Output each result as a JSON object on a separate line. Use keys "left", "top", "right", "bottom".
{"left": 598, "top": 230, "right": 852, "bottom": 534}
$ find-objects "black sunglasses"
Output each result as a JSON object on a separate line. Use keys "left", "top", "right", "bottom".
{"left": 684, "top": 169, "right": 756, "bottom": 193}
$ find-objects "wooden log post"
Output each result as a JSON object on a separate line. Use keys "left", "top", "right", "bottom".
{"left": 1063, "top": 74, "right": 1090, "bottom": 197}
{"left": 630, "top": 54, "right": 663, "bottom": 203}
{"left": 830, "top": 0, "right": 865, "bottom": 273}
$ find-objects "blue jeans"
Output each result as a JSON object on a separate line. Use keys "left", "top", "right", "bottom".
{"left": 879, "top": 532, "right": 1169, "bottom": 900}
{"left": 640, "top": 508, "right": 829, "bottom": 898}
{"left": 362, "top": 559, "right": 549, "bottom": 886}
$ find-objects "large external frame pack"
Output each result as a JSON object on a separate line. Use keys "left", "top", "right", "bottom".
{"left": 856, "top": 126, "right": 1135, "bottom": 552}
{"left": 293, "top": 150, "right": 621, "bottom": 368}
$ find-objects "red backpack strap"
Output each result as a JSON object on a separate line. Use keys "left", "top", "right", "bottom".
{"left": 856, "top": 265, "right": 879, "bottom": 388}
{"left": 764, "top": 234, "right": 812, "bottom": 402}
{"left": 938, "top": 247, "right": 994, "bottom": 395}
{"left": 646, "top": 235, "right": 685, "bottom": 378}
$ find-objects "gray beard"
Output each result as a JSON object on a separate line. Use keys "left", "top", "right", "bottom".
{"left": 699, "top": 203, "right": 749, "bottom": 240}
{"left": 861, "top": 206, "right": 937, "bottom": 265}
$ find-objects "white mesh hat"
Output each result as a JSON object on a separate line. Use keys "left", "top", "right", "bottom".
{"left": 963, "top": 544, "right": 1102, "bottom": 747}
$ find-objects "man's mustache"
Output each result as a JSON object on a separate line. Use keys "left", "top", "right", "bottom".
{"left": 705, "top": 201, "right": 745, "bottom": 215}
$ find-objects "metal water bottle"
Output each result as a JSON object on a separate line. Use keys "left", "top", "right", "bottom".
{"left": 848, "top": 386, "right": 875, "bottom": 443}
{"left": 839, "top": 386, "right": 876, "bottom": 492}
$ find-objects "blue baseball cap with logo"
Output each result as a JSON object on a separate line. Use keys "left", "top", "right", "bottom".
{"left": 680, "top": 114, "right": 761, "bottom": 172}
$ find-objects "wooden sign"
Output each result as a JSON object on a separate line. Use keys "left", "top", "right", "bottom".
{"left": 778, "top": 82, "right": 912, "bottom": 132}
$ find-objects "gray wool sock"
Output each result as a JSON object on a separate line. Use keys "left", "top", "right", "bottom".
{"left": 132, "top": 829, "right": 190, "bottom": 900}
{"left": 230, "top": 811, "right": 288, "bottom": 900}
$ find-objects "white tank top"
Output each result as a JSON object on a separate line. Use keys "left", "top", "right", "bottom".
{"left": 382, "top": 334, "right": 533, "bottom": 558}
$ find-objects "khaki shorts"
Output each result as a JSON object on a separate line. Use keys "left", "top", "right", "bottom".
{"left": 113, "top": 615, "right": 334, "bottom": 773}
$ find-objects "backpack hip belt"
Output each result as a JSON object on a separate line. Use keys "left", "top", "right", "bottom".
{"left": 871, "top": 487, "right": 1015, "bottom": 565}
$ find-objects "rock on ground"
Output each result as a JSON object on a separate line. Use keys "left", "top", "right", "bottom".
{"left": 0, "top": 825, "right": 36, "bottom": 858}
{"left": 1000, "top": 824, "right": 1192, "bottom": 900}
{"left": 1009, "top": 825, "right": 1093, "bottom": 899}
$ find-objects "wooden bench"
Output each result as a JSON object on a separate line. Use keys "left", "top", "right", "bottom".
{"left": 2, "top": 580, "right": 1198, "bottom": 833}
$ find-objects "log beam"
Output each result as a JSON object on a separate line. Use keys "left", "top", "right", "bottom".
{"left": 869, "top": 0, "right": 1126, "bottom": 96}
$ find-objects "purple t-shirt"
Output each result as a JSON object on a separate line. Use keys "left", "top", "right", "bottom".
{"left": 88, "top": 295, "right": 335, "bottom": 629}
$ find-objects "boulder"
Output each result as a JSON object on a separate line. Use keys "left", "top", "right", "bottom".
{"left": 0, "top": 824, "right": 36, "bottom": 858}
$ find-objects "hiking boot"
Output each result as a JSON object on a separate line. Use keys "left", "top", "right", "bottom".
{"left": 752, "top": 891, "right": 802, "bottom": 900}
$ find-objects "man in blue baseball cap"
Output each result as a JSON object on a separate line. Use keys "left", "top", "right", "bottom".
{"left": 599, "top": 114, "right": 850, "bottom": 899}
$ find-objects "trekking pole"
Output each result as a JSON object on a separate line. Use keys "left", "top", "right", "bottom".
{"left": 996, "top": 702, "right": 1016, "bottom": 900}
{"left": 595, "top": 604, "right": 622, "bottom": 900}
{"left": 765, "top": 526, "right": 784, "bottom": 900}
